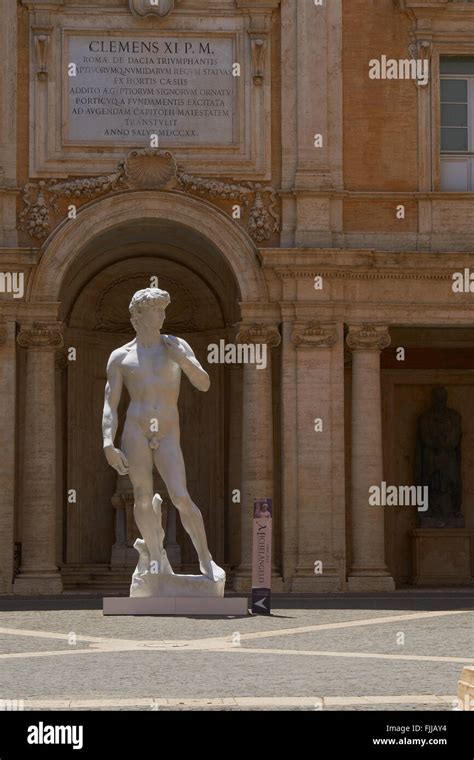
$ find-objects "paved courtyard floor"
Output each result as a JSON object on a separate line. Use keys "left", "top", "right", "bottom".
{"left": 0, "top": 591, "right": 472, "bottom": 711}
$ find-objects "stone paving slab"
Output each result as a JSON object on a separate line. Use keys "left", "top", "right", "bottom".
{"left": 0, "top": 607, "right": 411, "bottom": 640}
{"left": 0, "top": 649, "right": 467, "bottom": 700}
{"left": 0, "top": 595, "right": 472, "bottom": 712}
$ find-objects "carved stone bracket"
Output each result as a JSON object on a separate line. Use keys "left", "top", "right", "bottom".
{"left": 346, "top": 324, "right": 391, "bottom": 352}
{"left": 408, "top": 40, "right": 432, "bottom": 62}
{"left": 292, "top": 321, "right": 337, "bottom": 349}
{"left": 17, "top": 322, "right": 64, "bottom": 350}
{"left": 250, "top": 37, "right": 266, "bottom": 86}
{"left": 18, "top": 149, "right": 280, "bottom": 244}
{"left": 236, "top": 322, "right": 281, "bottom": 348}
{"left": 33, "top": 29, "right": 52, "bottom": 82}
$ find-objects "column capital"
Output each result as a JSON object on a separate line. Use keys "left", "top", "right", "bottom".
{"left": 17, "top": 322, "right": 64, "bottom": 350}
{"left": 346, "top": 324, "right": 391, "bottom": 352}
{"left": 292, "top": 321, "right": 337, "bottom": 349}
{"left": 236, "top": 322, "right": 281, "bottom": 348}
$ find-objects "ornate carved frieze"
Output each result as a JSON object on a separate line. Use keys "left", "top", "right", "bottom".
{"left": 292, "top": 322, "right": 337, "bottom": 349}
{"left": 18, "top": 149, "right": 280, "bottom": 244}
{"left": 236, "top": 323, "right": 281, "bottom": 348}
{"left": 17, "top": 323, "right": 64, "bottom": 350}
{"left": 346, "top": 324, "right": 391, "bottom": 352}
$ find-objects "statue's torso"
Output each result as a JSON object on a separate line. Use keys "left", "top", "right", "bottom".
{"left": 419, "top": 407, "right": 461, "bottom": 451}
{"left": 117, "top": 338, "right": 181, "bottom": 436}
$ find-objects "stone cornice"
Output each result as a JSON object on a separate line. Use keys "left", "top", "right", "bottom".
{"left": 396, "top": 0, "right": 474, "bottom": 8}
{"left": 395, "top": 0, "right": 474, "bottom": 24}
{"left": 273, "top": 269, "right": 453, "bottom": 282}
{"left": 346, "top": 325, "right": 391, "bottom": 352}
{"left": 236, "top": 0, "right": 281, "bottom": 8}
{"left": 292, "top": 322, "right": 337, "bottom": 349}
{"left": 236, "top": 322, "right": 281, "bottom": 348}
{"left": 17, "top": 322, "right": 64, "bottom": 350}
{"left": 260, "top": 249, "right": 472, "bottom": 281}
{"left": 396, "top": 0, "right": 474, "bottom": 11}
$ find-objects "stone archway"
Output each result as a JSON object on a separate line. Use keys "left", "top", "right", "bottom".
{"left": 14, "top": 190, "right": 276, "bottom": 593}
{"left": 29, "top": 190, "right": 266, "bottom": 304}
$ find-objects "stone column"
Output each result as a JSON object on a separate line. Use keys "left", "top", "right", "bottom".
{"left": 233, "top": 323, "right": 281, "bottom": 592}
{"left": 0, "top": 321, "right": 16, "bottom": 593}
{"left": 291, "top": 321, "right": 344, "bottom": 591}
{"left": 280, "top": 309, "right": 298, "bottom": 588}
{"left": 346, "top": 324, "right": 395, "bottom": 591}
{"left": 13, "top": 322, "right": 64, "bottom": 594}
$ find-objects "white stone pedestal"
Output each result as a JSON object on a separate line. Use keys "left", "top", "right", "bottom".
{"left": 103, "top": 596, "right": 249, "bottom": 616}
{"left": 131, "top": 570, "right": 225, "bottom": 598}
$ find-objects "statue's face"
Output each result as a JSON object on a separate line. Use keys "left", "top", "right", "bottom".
{"left": 134, "top": 304, "right": 166, "bottom": 332}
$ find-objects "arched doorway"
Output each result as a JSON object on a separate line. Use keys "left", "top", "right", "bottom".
{"left": 24, "top": 190, "right": 269, "bottom": 591}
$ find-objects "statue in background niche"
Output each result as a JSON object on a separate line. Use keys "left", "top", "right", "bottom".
{"left": 414, "top": 386, "right": 464, "bottom": 528}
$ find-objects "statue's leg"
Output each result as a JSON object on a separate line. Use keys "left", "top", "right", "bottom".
{"left": 153, "top": 435, "right": 225, "bottom": 582}
{"left": 122, "top": 424, "right": 162, "bottom": 565}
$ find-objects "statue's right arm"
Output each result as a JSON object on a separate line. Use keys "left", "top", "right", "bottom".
{"left": 102, "top": 354, "right": 129, "bottom": 475}
{"left": 102, "top": 354, "right": 122, "bottom": 448}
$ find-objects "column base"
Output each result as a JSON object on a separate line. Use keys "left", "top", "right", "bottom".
{"left": 13, "top": 573, "right": 63, "bottom": 595}
{"left": 0, "top": 576, "right": 13, "bottom": 594}
{"left": 292, "top": 567, "right": 343, "bottom": 592}
{"left": 347, "top": 571, "right": 395, "bottom": 592}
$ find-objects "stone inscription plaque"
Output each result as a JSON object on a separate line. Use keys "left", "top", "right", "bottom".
{"left": 66, "top": 35, "right": 236, "bottom": 145}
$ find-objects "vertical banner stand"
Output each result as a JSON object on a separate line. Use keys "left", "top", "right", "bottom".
{"left": 251, "top": 499, "right": 273, "bottom": 615}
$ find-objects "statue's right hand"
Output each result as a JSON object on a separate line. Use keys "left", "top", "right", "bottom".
{"left": 104, "top": 446, "right": 129, "bottom": 476}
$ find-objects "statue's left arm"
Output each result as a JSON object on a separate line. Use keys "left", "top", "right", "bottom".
{"left": 163, "top": 336, "right": 210, "bottom": 392}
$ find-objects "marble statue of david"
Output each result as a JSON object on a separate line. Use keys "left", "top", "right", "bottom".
{"left": 102, "top": 286, "right": 225, "bottom": 587}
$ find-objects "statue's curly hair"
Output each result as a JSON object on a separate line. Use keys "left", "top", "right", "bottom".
{"left": 129, "top": 287, "right": 170, "bottom": 329}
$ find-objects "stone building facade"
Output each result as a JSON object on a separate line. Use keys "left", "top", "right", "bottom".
{"left": 1, "top": 0, "right": 474, "bottom": 595}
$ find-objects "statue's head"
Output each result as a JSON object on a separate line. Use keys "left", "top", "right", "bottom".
{"left": 129, "top": 287, "right": 171, "bottom": 333}
{"left": 432, "top": 385, "right": 448, "bottom": 410}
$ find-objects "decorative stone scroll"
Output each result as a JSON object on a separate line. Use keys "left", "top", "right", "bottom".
{"left": 346, "top": 324, "right": 391, "bottom": 352}
{"left": 18, "top": 149, "right": 280, "bottom": 244}
{"left": 129, "top": 0, "right": 176, "bottom": 18}
{"left": 236, "top": 322, "right": 281, "bottom": 348}
{"left": 292, "top": 321, "right": 337, "bottom": 349}
{"left": 17, "top": 322, "right": 64, "bottom": 350}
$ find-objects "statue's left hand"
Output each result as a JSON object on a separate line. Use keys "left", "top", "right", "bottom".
{"left": 163, "top": 335, "right": 187, "bottom": 365}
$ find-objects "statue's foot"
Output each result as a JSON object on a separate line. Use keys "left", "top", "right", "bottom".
{"left": 200, "top": 557, "right": 226, "bottom": 583}
{"left": 160, "top": 550, "right": 175, "bottom": 576}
